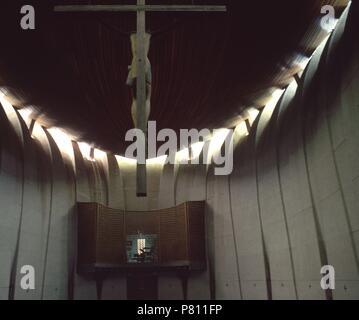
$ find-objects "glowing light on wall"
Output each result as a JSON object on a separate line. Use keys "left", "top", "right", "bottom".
{"left": 94, "top": 148, "right": 107, "bottom": 160}
{"left": 0, "top": 92, "right": 16, "bottom": 118}
{"left": 78, "top": 142, "right": 93, "bottom": 161}
{"left": 31, "top": 122, "right": 44, "bottom": 139}
{"left": 311, "top": 33, "right": 331, "bottom": 61}
{"left": 327, "top": 19, "right": 339, "bottom": 33}
{"left": 265, "top": 89, "right": 285, "bottom": 113}
{"left": 175, "top": 140, "right": 206, "bottom": 164}
{"left": 146, "top": 155, "right": 168, "bottom": 165}
{"left": 175, "top": 147, "right": 190, "bottom": 165}
{"left": 191, "top": 141, "right": 205, "bottom": 161}
{"left": 206, "top": 128, "right": 231, "bottom": 165}
{"left": 234, "top": 121, "right": 249, "bottom": 137}
{"left": 18, "top": 107, "right": 33, "bottom": 128}
{"left": 0, "top": 92, "right": 24, "bottom": 142}
{"left": 247, "top": 108, "right": 260, "bottom": 126}
{"left": 31, "top": 122, "right": 54, "bottom": 159}
{"left": 297, "top": 57, "right": 311, "bottom": 71}
{"left": 48, "top": 127, "right": 75, "bottom": 169}
{"left": 115, "top": 155, "right": 137, "bottom": 169}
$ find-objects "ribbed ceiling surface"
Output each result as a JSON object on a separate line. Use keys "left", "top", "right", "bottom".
{"left": 0, "top": 0, "right": 347, "bottom": 153}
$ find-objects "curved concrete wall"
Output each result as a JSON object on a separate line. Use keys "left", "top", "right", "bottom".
{"left": 0, "top": 3, "right": 358, "bottom": 300}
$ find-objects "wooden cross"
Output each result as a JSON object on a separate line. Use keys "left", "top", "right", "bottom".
{"left": 55, "top": 1, "right": 226, "bottom": 197}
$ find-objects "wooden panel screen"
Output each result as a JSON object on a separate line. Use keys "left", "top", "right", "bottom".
{"left": 77, "top": 201, "right": 206, "bottom": 273}
{"left": 187, "top": 201, "right": 206, "bottom": 269}
{"left": 96, "top": 205, "right": 125, "bottom": 266}
{"left": 159, "top": 205, "right": 188, "bottom": 265}
{"left": 125, "top": 211, "right": 159, "bottom": 235}
{"left": 77, "top": 203, "right": 97, "bottom": 268}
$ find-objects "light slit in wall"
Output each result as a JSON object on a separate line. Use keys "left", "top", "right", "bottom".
{"left": 0, "top": 92, "right": 18, "bottom": 123}
{"left": 78, "top": 142, "right": 94, "bottom": 162}
{"left": 246, "top": 108, "right": 260, "bottom": 126}
{"left": 17, "top": 107, "right": 33, "bottom": 128}
{"left": 205, "top": 129, "right": 231, "bottom": 166}
{"left": 190, "top": 141, "right": 205, "bottom": 163}
{"left": 235, "top": 121, "right": 249, "bottom": 137}
{"left": 146, "top": 155, "right": 168, "bottom": 165}
{"left": 47, "top": 127, "right": 76, "bottom": 170}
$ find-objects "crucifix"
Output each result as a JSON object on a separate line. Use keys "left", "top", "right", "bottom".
{"left": 54, "top": 1, "right": 226, "bottom": 197}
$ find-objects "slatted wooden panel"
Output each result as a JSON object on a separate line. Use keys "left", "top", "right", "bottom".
{"left": 187, "top": 201, "right": 206, "bottom": 269}
{"left": 77, "top": 201, "right": 206, "bottom": 271}
{"left": 77, "top": 203, "right": 97, "bottom": 267}
{"left": 96, "top": 204, "right": 125, "bottom": 265}
{"left": 125, "top": 211, "right": 159, "bottom": 235}
{"left": 159, "top": 206, "right": 188, "bottom": 265}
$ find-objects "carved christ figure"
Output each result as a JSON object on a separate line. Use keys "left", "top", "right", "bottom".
{"left": 126, "top": 33, "right": 152, "bottom": 128}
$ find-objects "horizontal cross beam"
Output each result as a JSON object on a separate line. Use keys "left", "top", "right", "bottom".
{"left": 54, "top": 5, "right": 227, "bottom": 13}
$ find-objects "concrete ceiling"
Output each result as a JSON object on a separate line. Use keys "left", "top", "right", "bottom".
{"left": 0, "top": 0, "right": 348, "bottom": 154}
